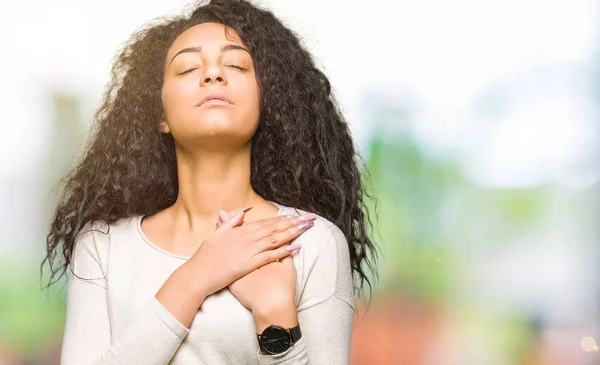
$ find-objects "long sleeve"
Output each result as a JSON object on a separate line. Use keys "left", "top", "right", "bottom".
{"left": 256, "top": 221, "right": 356, "bottom": 365}
{"left": 60, "top": 225, "right": 190, "bottom": 365}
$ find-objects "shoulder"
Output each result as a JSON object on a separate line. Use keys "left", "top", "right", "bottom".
{"left": 278, "top": 204, "right": 347, "bottom": 254}
{"left": 276, "top": 204, "right": 355, "bottom": 308}
{"left": 275, "top": 203, "right": 342, "bottom": 239}
{"left": 74, "top": 216, "right": 135, "bottom": 250}
{"left": 70, "top": 216, "right": 137, "bottom": 278}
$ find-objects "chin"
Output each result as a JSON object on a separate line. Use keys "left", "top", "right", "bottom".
{"left": 192, "top": 114, "right": 232, "bottom": 128}
{"left": 195, "top": 106, "right": 235, "bottom": 121}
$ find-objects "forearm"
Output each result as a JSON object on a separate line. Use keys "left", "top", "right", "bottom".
{"left": 155, "top": 259, "right": 208, "bottom": 329}
{"left": 62, "top": 276, "right": 190, "bottom": 365}
{"left": 253, "top": 296, "right": 354, "bottom": 364}
{"left": 253, "top": 300, "right": 309, "bottom": 363}
{"left": 252, "top": 300, "right": 298, "bottom": 333}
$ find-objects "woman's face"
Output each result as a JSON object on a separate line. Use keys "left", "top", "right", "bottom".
{"left": 161, "top": 22, "right": 260, "bottom": 150}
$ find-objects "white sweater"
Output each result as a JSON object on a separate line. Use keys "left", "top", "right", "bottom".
{"left": 60, "top": 202, "right": 355, "bottom": 365}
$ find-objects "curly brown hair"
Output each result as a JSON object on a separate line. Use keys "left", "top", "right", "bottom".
{"left": 42, "top": 0, "right": 378, "bottom": 296}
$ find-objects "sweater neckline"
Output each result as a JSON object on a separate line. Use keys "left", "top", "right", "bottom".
{"left": 136, "top": 201, "right": 285, "bottom": 260}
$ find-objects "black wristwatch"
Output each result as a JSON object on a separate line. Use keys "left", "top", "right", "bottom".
{"left": 257, "top": 323, "right": 302, "bottom": 355}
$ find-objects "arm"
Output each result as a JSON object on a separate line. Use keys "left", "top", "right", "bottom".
{"left": 254, "top": 223, "right": 356, "bottom": 365}
{"left": 254, "top": 296, "right": 354, "bottom": 365}
{"left": 60, "top": 226, "right": 196, "bottom": 365}
{"left": 62, "top": 213, "right": 304, "bottom": 365}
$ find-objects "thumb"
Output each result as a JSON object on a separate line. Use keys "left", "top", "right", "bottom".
{"left": 216, "top": 206, "right": 252, "bottom": 231}
{"left": 218, "top": 210, "right": 231, "bottom": 222}
{"left": 280, "top": 249, "right": 299, "bottom": 268}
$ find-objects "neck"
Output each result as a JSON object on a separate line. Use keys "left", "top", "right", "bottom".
{"left": 169, "top": 145, "right": 263, "bottom": 228}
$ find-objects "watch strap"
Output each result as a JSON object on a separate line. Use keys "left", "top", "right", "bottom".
{"left": 257, "top": 333, "right": 266, "bottom": 352}
{"left": 289, "top": 323, "right": 302, "bottom": 344}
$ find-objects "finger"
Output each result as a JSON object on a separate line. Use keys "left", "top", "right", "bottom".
{"left": 219, "top": 210, "right": 231, "bottom": 221}
{"left": 235, "top": 215, "right": 290, "bottom": 235}
{"left": 280, "top": 253, "right": 296, "bottom": 268}
{"left": 225, "top": 206, "right": 252, "bottom": 221}
{"left": 219, "top": 206, "right": 252, "bottom": 231}
{"left": 220, "top": 204, "right": 252, "bottom": 222}
{"left": 255, "top": 219, "right": 315, "bottom": 252}
{"left": 251, "top": 213, "right": 316, "bottom": 241}
{"left": 245, "top": 212, "right": 313, "bottom": 233}
{"left": 251, "top": 244, "right": 302, "bottom": 268}
{"left": 215, "top": 215, "right": 242, "bottom": 233}
{"left": 255, "top": 215, "right": 293, "bottom": 227}
{"left": 216, "top": 208, "right": 242, "bottom": 228}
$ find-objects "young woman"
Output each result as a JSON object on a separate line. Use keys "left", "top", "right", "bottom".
{"left": 43, "top": 0, "right": 377, "bottom": 363}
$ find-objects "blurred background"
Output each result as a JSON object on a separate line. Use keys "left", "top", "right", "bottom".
{"left": 1, "top": 0, "right": 599, "bottom": 364}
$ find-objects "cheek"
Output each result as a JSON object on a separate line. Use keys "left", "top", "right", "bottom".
{"left": 161, "top": 83, "right": 178, "bottom": 118}
{"left": 235, "top": 80, "right": 261, "bottom": 118}
{"left": 161, "top": 80, "right": 194, "bottom": 117}
{"left": 243, "top": 90, "right": 261, "bottom": 132}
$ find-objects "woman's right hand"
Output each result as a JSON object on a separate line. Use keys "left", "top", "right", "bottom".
{"left": 189, "top": 207, "right": 316, "bottom": 299}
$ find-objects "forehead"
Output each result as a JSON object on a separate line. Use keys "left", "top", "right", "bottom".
{"left": 168, "top": 22, "right": 243, "bottom": 55}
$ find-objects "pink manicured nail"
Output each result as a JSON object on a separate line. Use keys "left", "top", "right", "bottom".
{"left": 235, "top": 206, "right": 252, "bottom": 217}
{"left": 285, "top": 244, "right": 302, "bottom": 252}
{"left": 298, "top": 213, "right": 317, "bottom": 222}
{"left": 295, "top": 220, "right": 314, "bottom": 231}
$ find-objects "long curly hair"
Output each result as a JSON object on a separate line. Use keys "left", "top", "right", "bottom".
{"left": 42, "top": 0, "right": 378, "bottom": 296}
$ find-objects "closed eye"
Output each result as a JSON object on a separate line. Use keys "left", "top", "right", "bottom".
{"left": 227, "top": 65, "right": 247, "bottom": 71}
{"left": 179, "top": 68, "right": 197, "bottom": 75}
{"left": 179, "top": 66, "right": 245, "bottom": 75}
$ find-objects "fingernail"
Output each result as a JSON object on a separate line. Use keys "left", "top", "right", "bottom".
{"left": 235, "top": 206, "right": 252, "bottom": 217}
{"left": 298, "top": 213, "right": 317, "bottom": 222}
{"left": 285, "top": 244, "right": 302, "bottom": 252}
{"left": 295, "top": 220, "right": 314, "bottom": 231}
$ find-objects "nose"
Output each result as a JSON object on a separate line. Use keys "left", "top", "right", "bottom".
{"left": 200, "top": 63, "right": 226, "bottom": 86}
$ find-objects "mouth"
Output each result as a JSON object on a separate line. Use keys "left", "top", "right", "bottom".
{"left": 197, "top": 93, "right": 233, "bottom": 107}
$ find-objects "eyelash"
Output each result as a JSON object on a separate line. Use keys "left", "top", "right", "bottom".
{"left": 179, "top": 68, "right": 197, "bottom": 75}
{"left": 179, "top": 65, "right": 246, "bottom": 75}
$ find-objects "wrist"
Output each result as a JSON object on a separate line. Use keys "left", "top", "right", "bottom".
{"left": 252, "top": 299, "right": 297, "bottom": 333}
{"left": 179, "top": 261, "right": 209, "bottom": 303}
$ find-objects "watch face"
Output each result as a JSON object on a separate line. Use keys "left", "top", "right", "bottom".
{"left": 260, "top": 326, "right": 291, "bottom": 355}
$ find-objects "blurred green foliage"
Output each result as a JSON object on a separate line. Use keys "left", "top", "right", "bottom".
{"left": 366, "top": 127, "right": 547, "bottom": 303}
{"left": 0, "top": 262, "right": 66, "bottom": 357}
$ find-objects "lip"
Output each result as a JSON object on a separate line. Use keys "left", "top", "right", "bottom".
{"left": 197, "top": 93, "right": 233, "bottom": 107}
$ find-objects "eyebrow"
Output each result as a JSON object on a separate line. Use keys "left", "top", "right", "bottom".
{"left": 169, "top": 44, "right": 250, "bottom": 65}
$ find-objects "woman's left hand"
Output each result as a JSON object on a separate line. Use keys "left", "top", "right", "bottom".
{"left": 216, "top": 209, "right": 302, "bottom": 329}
